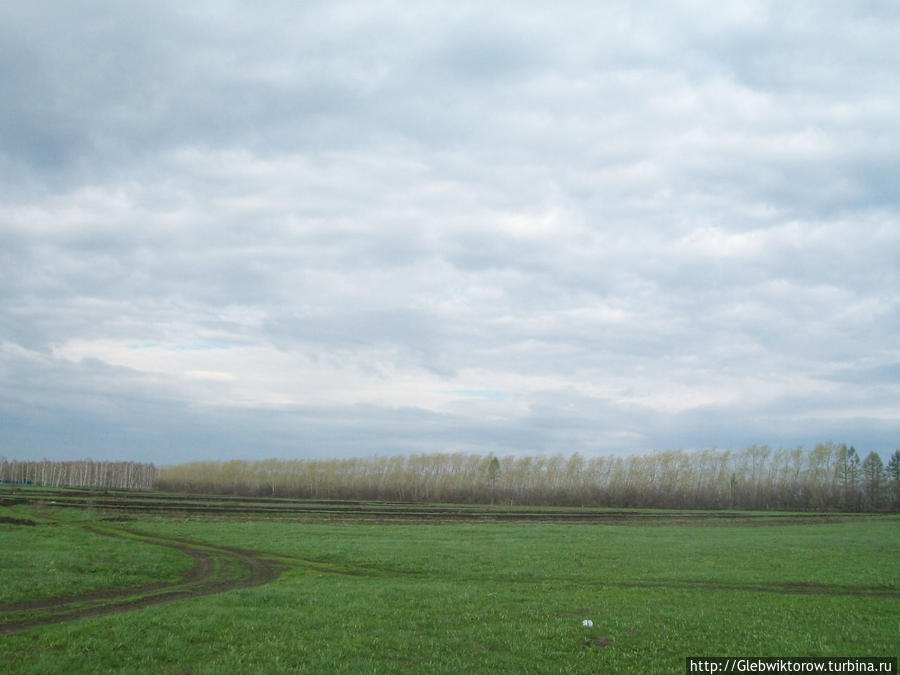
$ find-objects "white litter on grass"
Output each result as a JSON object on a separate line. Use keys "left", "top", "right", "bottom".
{"left": 582, "top": 619, "right": 593, "bottom": 628}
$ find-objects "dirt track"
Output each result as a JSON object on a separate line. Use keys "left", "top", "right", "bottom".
{"left": 0, "top": 525, "right": 284, "bottom": 635}
{"left": 609, "top": 578, "right": 900, "bottom": 599}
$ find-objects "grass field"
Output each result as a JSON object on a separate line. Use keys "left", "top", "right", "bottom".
{"left": 1, "top": 487, "right": 898, "bottom": 673}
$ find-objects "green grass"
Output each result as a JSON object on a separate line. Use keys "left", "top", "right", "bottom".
{"left": 0, "top": 507, "right": 193, "bottom": 606}
{"left": 1, "top": 498, "right": 897, "bottom": 674}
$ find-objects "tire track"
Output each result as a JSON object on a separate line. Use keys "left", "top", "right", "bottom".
{"left": 608, "top": 578, "right": 900, "bottom": 599}
{"left": 0, "top": 526, "right": 284, "bottom": 635}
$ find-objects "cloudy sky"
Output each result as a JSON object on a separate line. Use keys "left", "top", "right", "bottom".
{"left": 2, "top": 1, "right": 898, "bottom": 464}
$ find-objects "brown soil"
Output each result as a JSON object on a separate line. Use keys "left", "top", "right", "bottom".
{"left": 0, "top": 516, "right": 36, "bottom": 526}
{"left": 16, "top": 489, "right": 896, "bottom": 526}
{"left": 611, "top": 578, "right": 900, "bottom": 599}
{"left": 582, "top": 635, "right": 612, "bottom": 648}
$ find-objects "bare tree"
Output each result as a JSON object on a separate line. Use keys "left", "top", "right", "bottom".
{"left": 861, "top": 451, "right": 887, "bottom": 510}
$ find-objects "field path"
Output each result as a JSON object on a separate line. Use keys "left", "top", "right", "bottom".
{"left": 0, "top": 525, "right": 285, "bottom": 635}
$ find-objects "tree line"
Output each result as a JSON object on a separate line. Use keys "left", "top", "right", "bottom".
{"left": 155, "top": 443, "right": 900, "bottom": 511}
{"left": 4, "top": 446, "right": 898, "bottom": 511}
{"left": 0, "top": 459, "right": 156, "bottom": 490}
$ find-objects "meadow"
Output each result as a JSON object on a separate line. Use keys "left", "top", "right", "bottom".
{"left": 1, "top": 487, "right": 898, "bottom": 673}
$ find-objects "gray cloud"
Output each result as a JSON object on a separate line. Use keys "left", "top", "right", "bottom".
{"left": 2, "top": 1, "right": 899, "bottom": 462}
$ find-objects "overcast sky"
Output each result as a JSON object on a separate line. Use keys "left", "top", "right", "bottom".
{"left": 2, "top": 1, "right": 898, "bottom": 464}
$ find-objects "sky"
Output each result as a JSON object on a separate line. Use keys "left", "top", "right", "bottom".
{"left": 1, "top": 1, "right": 898, "bottom": 464}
